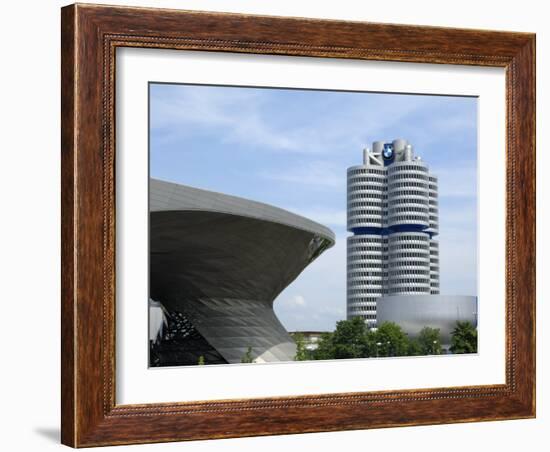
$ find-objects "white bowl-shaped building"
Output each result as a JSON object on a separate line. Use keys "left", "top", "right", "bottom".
{"left": 149, "top": 179, "right": 335, "bottom": 366}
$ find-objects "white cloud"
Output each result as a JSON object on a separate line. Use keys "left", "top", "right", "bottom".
{"left": 151, "top": 86, "right": 304, "bottom": 152}
{"left": 279, "top": 294, "right": 307, "bottom": 308}
{"left": 151, "top": 85, "right": 443, "bottom": 157}
{"left": 260, "top": 161, "right": 345, "bottom": 189}
{"left": 293, "top": 295, "right": 306, "bottom": 307}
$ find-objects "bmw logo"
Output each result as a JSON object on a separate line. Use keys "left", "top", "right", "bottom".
{"left": 382, "top": 143, "right": 394, "bottom": 160}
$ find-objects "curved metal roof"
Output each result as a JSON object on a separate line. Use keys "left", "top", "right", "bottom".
{"left": 150, "top": 178, "right": 335, "bottom": 244}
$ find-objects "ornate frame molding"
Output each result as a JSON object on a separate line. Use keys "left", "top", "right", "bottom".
{"left": 61, "top": 4, "right": 535, "bottom": 447}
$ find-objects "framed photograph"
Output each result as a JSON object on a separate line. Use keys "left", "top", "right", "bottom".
{"left": 61, "top": 3, "right": 535, "bottom": 447}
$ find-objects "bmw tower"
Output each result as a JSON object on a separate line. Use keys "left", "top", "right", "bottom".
{"left": 346, "top": 139, "right": 440, "bottom": 326}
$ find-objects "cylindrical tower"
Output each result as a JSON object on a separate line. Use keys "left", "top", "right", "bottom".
{"left": 428, "top": 174, "right": 440, "bottom": 294}
{"left": 346, "top": 163, "right": 387, "bottom": 326}
{"left": 387, "top": 161, "right": 430, "bottom": 231}
{"left": 346, "top": 165, "right": 387, "bottom": 231}
{"left": 430, "top": 239, "right": 440, "bottom": 294}
{"left": 387, "top": 232, "right": 431, "bottom": 295}
{"left": 346, "top": 235, "right": 387, "bottom": 324}
{"left": 346, "top": 139, "right": 439, "bottom": 326}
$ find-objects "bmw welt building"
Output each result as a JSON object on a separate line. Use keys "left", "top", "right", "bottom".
{"left": 149, "top": 179, "right": 335, "bottom": 366}
{"left": 346, "top": 139, "right": 476, "bottom": 340}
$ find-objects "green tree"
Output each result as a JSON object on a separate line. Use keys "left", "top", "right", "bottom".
{"left": 450, "top": 321, "right": 478, "bottom": 354}
{"left": 374, "top": 322, "right": 410, "bottom": 357}
{"left": 312, "top": 332, "right": 335, "bottom": 360}
{"left": 241, "top": 346, "right": 254, "bottom": 363}
{"left": 417, "top": 327, "right": 443, "bottom": 355}
{"left": 310, "top": 319, "right": 440, "bottom": 360}
{"left": 407, "top": 339, "right": 422, "bottom": 356}
{"left": 293, "top": 333, "right": 309, "bottom": 361}
{"left": 331, "top": 317, "right": 371, "bottom": 359}
{"left": 197, "top": 355, "right": 205, "bottom": 365}
{"left": 363, "top": 329, "right": 379, "bottom": 358}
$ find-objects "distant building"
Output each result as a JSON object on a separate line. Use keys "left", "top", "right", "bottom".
{"left": 289, "top": 331, "right": 328, "bottom": 351}
{"left": 346, "top": 139, "right": 477, "bottom": 343}
{"left": 346, "top": 139, "right": 440, "bottom": 327}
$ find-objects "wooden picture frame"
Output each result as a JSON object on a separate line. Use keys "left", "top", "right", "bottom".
{"left": 61, "top": 3, "right": 535, "bottom": 447}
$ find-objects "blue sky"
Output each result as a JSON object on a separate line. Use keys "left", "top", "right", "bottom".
{"left": 150, "top": 83, "right": 478, "bottom": 332}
